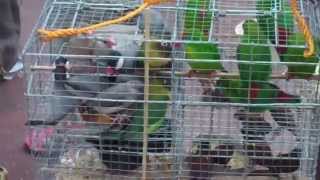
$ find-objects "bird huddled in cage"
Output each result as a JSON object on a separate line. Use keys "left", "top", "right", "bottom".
{"left": 256, "top": 0, "right": 320, "bottom": 80}
{"left": 183, "top": 28, "right": 223, "bottom": 96}
{"left": 82, "top": 80, "right": 144, "bottom": 128}
{"left": 236, "top": 19, "right": 272, "bottom": 86}
{"left": 182, "top": 0, "right": 224, "bottom": 96}
{"left": 256, "top": 0, "right": 294, "bottom": 54}
{"left": 26, "top": 57, "right": 82, "bottom": 126}
{"left": 214, "top": 77, "right": 301, "bottom": 111}
{"left": 85, "top": 79, "right": 171, "bottom": 172}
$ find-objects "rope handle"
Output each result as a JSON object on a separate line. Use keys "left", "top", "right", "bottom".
{"left": 38, "top": 0, "right": 170, "bottom": 42}
{"left": 290, "top": 0, "right": 315, "bottom": 58}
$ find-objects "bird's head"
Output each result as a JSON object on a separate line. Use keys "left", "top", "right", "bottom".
{"left": 235, "top": 18, "right": 258, "bottom": 35}
{"left": 54, "top": 57, "right": 70, "bottom": 81}
{"left": 103, "top": 36, "right": 117, "bottom": 49}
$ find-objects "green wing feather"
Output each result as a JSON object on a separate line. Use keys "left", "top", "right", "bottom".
{"left": 184, "top": 0, "right": 212, "bottom": 37}
{"left": 122, "top": 79, "right": 170, "bottom": 140}
{"left": 185, "top": 28, "right": 223, "bottom": 73}
{"left": 237, "top": 20, "right": 272, "bottom": 84}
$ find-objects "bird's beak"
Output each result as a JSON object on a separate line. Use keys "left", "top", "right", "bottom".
{"left": 115, "top": 57, "right": 125, "bottom": 70}
{"left": 235, "top": 20, "right": 245, "bottom": 35}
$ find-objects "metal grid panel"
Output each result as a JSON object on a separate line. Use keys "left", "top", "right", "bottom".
{"left": 22, "top": 0, "right": 320, "bottom": 180}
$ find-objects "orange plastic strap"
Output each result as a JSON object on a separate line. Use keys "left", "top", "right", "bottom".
{"left": 290, "top": 0, "right": 315, "bottom": 57}
{"left": 38, "top": 0, "right": 170, "bottom": 42}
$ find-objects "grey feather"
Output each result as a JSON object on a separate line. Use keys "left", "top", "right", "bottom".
{"left": 87, "top": 80, "right": 144, "bottom": 115}
{"left": 65, "top": 74, "right": 112, "bottom": 97}
{"left": 48, "top": 82, "right": 82, "bottom": 125}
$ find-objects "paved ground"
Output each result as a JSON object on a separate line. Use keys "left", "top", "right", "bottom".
{"left": 0, "top": 0, "right": 42, "bottom": 180}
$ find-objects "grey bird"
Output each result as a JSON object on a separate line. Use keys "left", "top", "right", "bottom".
{"left": 65, "top": 49, "right": 126, "bottom": 97}
{"left": 93, "top": 36, "right": 139, "bottom": 74}
{"left": 87, "top": 80, "right": 144, "bottom": 115}
{"left": 64, "top": 74, "right": 112, "bottom": 98}
{"left": 26, "top": 57, "right": 81, "bottom": 126}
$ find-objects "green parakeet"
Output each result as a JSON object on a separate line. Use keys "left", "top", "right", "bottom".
{"left": 256, "top": 0, "right": 276, "bottom": 41}
{"left": 184, "top": 0, "right": 212, "bottom": 37}
{"left": 244, "top": 81, "right": 300, "bottom": 112}
{"left": 185, "top": 28, "right": 223, "bottom": 74}
{"left": 281, "top": 33, "right": 319, "bottom": 79}
{"left": 237, "top": 19, "right": 272, "bottom": 85}
{"left": 123, "top": 79, "right": 170, "bottom": 140}
{"left": 86, "top": 80, "right": 171, "bottom": 171}
{"left": 256, "top": 0, "right": 295, "bottom": 54}
{"left": 215, "top": 78, "right": 301, "bottom": 112}
{"left": 138, "top": 41, "right": 172, "bottom": 69}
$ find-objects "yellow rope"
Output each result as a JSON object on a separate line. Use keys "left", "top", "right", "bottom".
{"left": 38, "top": 0, "right": 170, "bottom": 42}
{"left": 290, "top": 0, "right": 315, "bottom": 58}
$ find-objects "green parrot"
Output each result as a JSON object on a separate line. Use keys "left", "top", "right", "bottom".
{"left": 185, "top": 28, "right": 223, "bottom": 74}
{"left": 137, "top": 41, "right": 172, "bottom": 69}
{"left": 256, "top": 0, "right": 295, "bottom": 54}
{"left": 122, "top": 79, "right": 170, "bottom": 140}
{"left": 237, "top": 19, "right": 272, "bottom": 85}
{"left": 184, "top": 28, "right": 223, "bottom": 95}
{"left": 184, "top": 0, "right": 212, "bottom": 38}
{"left": 281, "top": 33, "right": 319, "bottom": 79}
{"left": 256, "top": 0, "right": 275, "bottom": 41}
{"left": 215, "top": 78, "right": 301, "bottom": 112}
{"left": 245, "top": 81, "right": 301, "bottom": 112}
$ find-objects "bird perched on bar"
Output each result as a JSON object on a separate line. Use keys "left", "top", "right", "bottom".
{"left": 86, "top": 79, "right": 171, "bottom": 171}
{"left": 184, "top": 28, "right": 223, "bottom": 96}
{"left": 236, "top": 19, "right": 272, "bottom": 86}
{"left": 86, "top": 80, "right": 144, "bottom": 116}
{"left": 215, "top": 77, "right": 301, "bottom": 112}
{"left": 26, "top": 57, "right": 81, "bottom": 126}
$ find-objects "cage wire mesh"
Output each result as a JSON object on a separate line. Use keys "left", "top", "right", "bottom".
{"left": 22, "top": 0, "right": 320, "bottom": 179}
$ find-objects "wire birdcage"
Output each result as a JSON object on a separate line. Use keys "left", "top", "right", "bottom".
{"left": 22, "top": 0, "right": 320, "bottom": 180}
